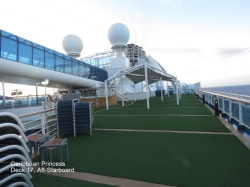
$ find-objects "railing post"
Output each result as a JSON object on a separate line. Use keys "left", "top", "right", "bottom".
{"left": 41, "top": 113, "right": 46, "bottom": 134}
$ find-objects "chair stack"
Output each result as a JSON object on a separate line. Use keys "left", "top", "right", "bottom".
{"left": 57, "top": 100, "right": 93, "bottom": 137}
{"left": 0, "top": 112, "right": 33, "bottom": 187}
{"left": 57, "top": 100, "right": 77, "bottom": 136}
{"left": 73, "top": 102, "right": 93, "bottom": 136}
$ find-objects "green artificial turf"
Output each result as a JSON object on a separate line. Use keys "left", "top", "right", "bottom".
{"left": 95, "top": 95, "right": 212, "bottom": 115}
{"left": 94, "top": 116, "right": 230, "bottom": 132}
{"left": 62, "top": 131, "right": 250, "bottom": 187}
{"left": 31, "top": 173, "right": 118, "bottom": 187}
{"left": 95, "top": 107, "right": 212, "bottom": 115}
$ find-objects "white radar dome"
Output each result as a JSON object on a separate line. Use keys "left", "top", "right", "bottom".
{"left": 108, "top": 23, "right": 130, "bottom": 48}
{"left": 62, "top": 34, "right": 83, "bottom": 58}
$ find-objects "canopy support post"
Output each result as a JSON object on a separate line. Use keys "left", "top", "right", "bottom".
{"left": 105, "top": 80, "right": 109, "bottom": 110}
{"left": 176, "top": 78, "right": 179, "bottom": 105}
{"left": 160, "top": 77, "right": 163, "bottom": 101}
{"left": 145, "top": 63, "right": 150, "bottom": 109}
{"left": 121, "top": 76, "right": 124, "bottom": 106}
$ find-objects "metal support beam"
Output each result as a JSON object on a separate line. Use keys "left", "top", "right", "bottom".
{"left": 144, "top": 63, "right": 150, "bottom": 109}
{"left": 160, "top": 77, "right": 163, "bottom": 101}
{"left": 105, "top": 80, "right": 109, "bottom": 110}
{"left": 120, "top": 76, "right": 124, "bottom": 106}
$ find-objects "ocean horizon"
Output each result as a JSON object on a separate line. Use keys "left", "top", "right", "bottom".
{"left": 202, "top": 84, "right": 250, "bottom": 96}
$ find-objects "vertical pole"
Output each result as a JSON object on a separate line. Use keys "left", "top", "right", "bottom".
{"left": 120, "top": 76, "right": 124, "bottom": 106}
{"left": 134, "top": 84, "right": 136, "bottom": 102}
{"left": 167, "top": 81, "right": 169, "bottom": 97}
{"left": 179, "top": 81, "right": 181, "bottom": 99}
{"left": 160, "top": 77, "right": 163, "bottom": 101}
{"left": 1, "top": 76, "right": 6, "bottom": 107}
{"left": 45, "top": 83, "right": 47, "bottom": 104}
{"left": 144, "top": 63, "right": 150, "bottom": 109}
{"left": 105, "top": 80, "right": 109, "bottom": 110}
{"left": 176, "top": 79, "right": 179, "bottom": 105}
{"left": 41, "top": 103, "right": 46, "bottom": 134}
{"left": 141, "top": 82, "right": 143, "bottom": 100}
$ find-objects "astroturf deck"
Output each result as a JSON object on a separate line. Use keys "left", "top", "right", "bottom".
{"left": 94, "top": 116, "right": 230, "bottom": 132}
{"left": 33, "top": 94, "right": 250, "bottom": 187}
{"left": 62, "top": 131, "right": 250, "bottom": 187}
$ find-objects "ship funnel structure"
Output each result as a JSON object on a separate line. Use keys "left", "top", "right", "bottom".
{"left": 126, "top": 44, "right": 146, "bottom": 67}
{"left": 108, "top": 23, "right": 130, "bottom": 57}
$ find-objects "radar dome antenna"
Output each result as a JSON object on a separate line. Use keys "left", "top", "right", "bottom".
{"left": 108, "top": 23, "right": 130, "bottom": 57}
{"left": 62, "top": 34, "right": 83, "bottom": 58}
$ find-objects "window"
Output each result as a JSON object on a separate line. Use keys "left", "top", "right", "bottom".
{"left": 55, "top": 55, "right": 64, "bottom": 73}
{"left": 79, "top": 63, "right": 86, "bottom": 77}
{"left": 72, "top": 59, "right": 78, "bottom": 76}
{"left": 33, "top": 48, "right": 44, "bottom": 68}
{"left": 18, "top": 43, "right": 32, "bottom": 64}
{"left": 64, "top": 57, "right": 72, "bottom": 74}
{"left": 45, "top": 52, "right": 55, "bottom": 70}
{"left": 1, "top": 36, "right": 17, "bottom": 61}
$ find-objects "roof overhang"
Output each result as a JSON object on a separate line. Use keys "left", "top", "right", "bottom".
{"left": 106, "top": 63, "right": 176, "bottom": 85}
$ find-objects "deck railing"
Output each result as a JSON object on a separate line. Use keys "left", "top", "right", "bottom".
{"left": 18, "top": 104, "right": 58, "bottom": 139}
{"left": 195, "top": 90, "right": 250, "bottom": 129}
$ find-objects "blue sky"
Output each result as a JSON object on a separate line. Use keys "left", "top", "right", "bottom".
{"left": 0, "top": 0, "right": 250, "bottom": 95}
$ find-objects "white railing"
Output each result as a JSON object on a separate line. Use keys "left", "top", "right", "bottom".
{"left": 195, "top": 90, "right": 250, "bottom": 129}
{"left": 18, "top": 107, "right": 57, "bottom": 139}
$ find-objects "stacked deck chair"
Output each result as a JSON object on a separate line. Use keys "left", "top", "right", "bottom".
{"left": 0, "top": 112, "right": 33, "bottom": 187}
{"left": 73, "top": 102, "right": 94, "bottom": 136}
{"left": 57, "top": 100, "right": 93, "bottom": 137}
{"left": 57, "top": 100, "right": 78, "bottom": 136}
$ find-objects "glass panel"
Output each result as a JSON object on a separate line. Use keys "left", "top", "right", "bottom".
{"left": 18, "top": 43, "right": 32, "bottom": 64}
{"left": 1, "top": 30, "right": 17, "bottom": 40}
{"left": 242, "top": 103, "right": 250, "bottom": 128}
{"left": 232, "top": 103, "right": 239, "bottom": 120}
{"left": 1, "top": 36, "right": 17, "bottom": 61}
{"left": 55, "top": 55, "right": 64, "bottom": 72}
{"left": 219, "top": 98, "right": 223, "bottom": 110}
{"left": 33, "top": 48, "right": 44, "bottom": 68}
{"left": 90, "top": 67, "right": 97, "bottom": 80}
{"left": 79, "top": 63, "right": 86, "bottom": 77}
{"left": 224, "top": 100, "right": 229, "bottom": 114}
{"left": 72, "top": 59, "right": 78, "bottom": 76}
{"left": 33, "top": 43, "right": 44, "bottom": 50}
{"left": 45, "top": 52, "right": 55, "bottom": 70}
{"left": 85, "top": 66, "right": 90, "bottom": 78}
{"left": 45, "top": 47, "right": 54, "bottom": 53}
{"left": 18, "top": 37, "right": 32, "bottom": 45}
{"left": 64, "top": 58, "right": 72, "bottom": 74}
